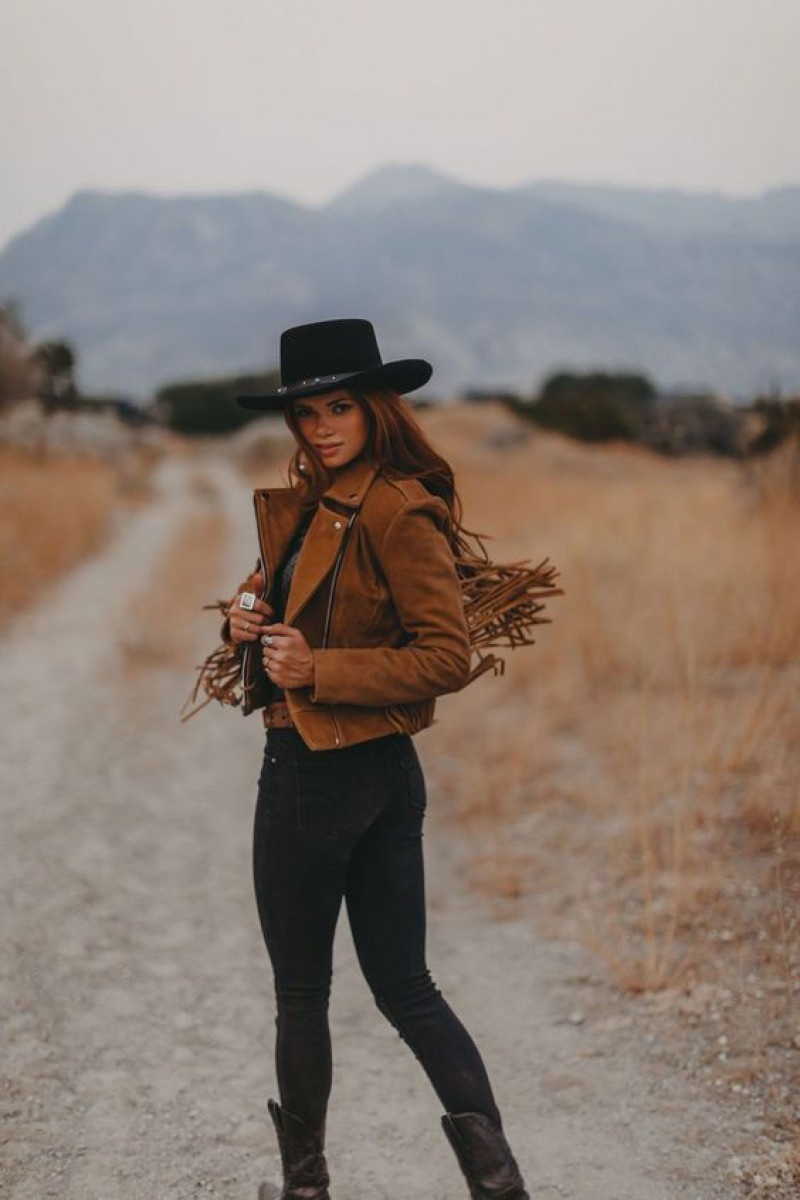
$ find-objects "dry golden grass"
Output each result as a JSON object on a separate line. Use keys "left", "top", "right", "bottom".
{"left": 0, "top": 444, "right": 163, "bottom": 625}
{"left": 418, "top": 405, "right": 799, "bottom": 988}
{"left": 736, "top": 1137, "right": 800, "bottom": 1197}
{"left": 0, "top": 446, "right": 119, "bottom": 623}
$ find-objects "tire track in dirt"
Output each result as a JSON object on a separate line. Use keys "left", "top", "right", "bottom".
{"left": 2, "top": 449, "right": 740, "bottom": 1199}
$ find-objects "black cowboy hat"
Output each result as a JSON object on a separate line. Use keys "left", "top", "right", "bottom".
{"left": 235, "top": 318, "right": 432, "bottom": 412}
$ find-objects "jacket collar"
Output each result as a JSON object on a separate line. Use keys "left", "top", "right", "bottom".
{"left": 252, "top": 454, "right": 382, "bottom": 627}
{"left": 253, "top": 453, "right": 380, "bottom": 512}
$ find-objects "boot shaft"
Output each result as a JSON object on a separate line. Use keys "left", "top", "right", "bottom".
{"left": 441, "top": 1110, "right": 530, "bottom": 1200}
{"left": 266, "top": 1098, "right": 331, "bottom": 1200}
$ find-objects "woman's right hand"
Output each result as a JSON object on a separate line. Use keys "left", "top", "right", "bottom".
{"left": 227, "top": 573, "right": 276, "bottom": 644}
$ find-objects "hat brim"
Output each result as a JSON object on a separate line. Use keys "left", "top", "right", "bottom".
{"left": 235, "top": 358, "right": 432, "bottom": 412}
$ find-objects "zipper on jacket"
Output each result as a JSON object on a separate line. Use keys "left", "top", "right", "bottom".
{"left": 322, "top": 509, "right": 358, "bottom": 649}
{"left": 321, "top": 508, "right": 358, "bottom": 746}
{"left": 242, "top": 492, "right": 271, "bottom": 716}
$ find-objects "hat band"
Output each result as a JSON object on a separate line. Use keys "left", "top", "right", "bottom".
{"left": 277, "top": 372, "right": 351, "bottom": 395}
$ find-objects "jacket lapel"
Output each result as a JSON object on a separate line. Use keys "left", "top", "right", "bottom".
{"left": 252, "top": 489, "right": 304, "bottom": 585}
{"left": 252, "top": 455, "right": 380, "bottom": 627}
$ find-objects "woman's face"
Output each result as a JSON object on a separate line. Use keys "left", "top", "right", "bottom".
{"left": 291, "top": 389, "right": 369, "bottom": 471}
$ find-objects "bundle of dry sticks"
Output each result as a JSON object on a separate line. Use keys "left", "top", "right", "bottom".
{"left": 454, "top": 542, "right": 563, "bottom": 685}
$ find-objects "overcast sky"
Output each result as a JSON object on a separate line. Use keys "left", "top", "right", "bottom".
{"left": 2, "top": 0, "right": 799, "bottom": 251}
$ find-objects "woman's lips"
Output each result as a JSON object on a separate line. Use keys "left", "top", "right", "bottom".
{"left": 316, "top": 444, "right": 342, "bottom": 455}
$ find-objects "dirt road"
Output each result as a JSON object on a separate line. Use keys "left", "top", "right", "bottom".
{"left": 2, "top": 452, "right": 742, "bottom": 1198}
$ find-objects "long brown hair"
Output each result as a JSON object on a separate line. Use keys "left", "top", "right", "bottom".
{"left": 282, "top": 387, "right": 493, "bottom": 562}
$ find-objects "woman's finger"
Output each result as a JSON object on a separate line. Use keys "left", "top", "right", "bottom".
{"left": 237, "top": 608, "right": 268, "bottom": 626}
{"left": 230, "top": 613, "right": 265, "bottom": 642}
{"left": 236, "top": 612, "right": 263, "bottom": 626}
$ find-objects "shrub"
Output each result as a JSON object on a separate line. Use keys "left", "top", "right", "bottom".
{"left": 641, "top": 392, "right": 746, "bottom": 457}
{"left": 154, "top": 369, "right": 281, "bottom": 435}
{"left": 527, "top": 371, "right": 657, "bottom": 443}
{"left": 745, "top": 395, "right": 800, "bottom": 456}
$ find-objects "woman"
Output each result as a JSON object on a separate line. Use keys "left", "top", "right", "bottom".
{"left": 224, "top": 319, "right": 530, "bottom": 1199}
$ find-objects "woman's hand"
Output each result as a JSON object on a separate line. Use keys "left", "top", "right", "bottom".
{"left": 261, "top": 623, "right": 315, "bottom": 689}
{"left": 228, "top": 574, "right": 275, "bottom": 644}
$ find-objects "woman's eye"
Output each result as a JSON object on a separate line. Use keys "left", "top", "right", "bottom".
{"left": 296, "top": 405, "right": 349, "bottom": 417}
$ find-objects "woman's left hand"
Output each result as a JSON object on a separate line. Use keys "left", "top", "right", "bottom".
{"left": 261, "top": 623, "right": 315, "bottom": 689}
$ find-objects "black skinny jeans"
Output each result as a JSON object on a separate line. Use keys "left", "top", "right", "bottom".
{"left": 252, "top": 726, "right": 502, "bottom": 1132}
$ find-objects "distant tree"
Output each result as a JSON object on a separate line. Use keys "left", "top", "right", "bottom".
{"left": 1, "top": 298, "right": 27, "bottom": 341}
{"left": 33, "top": 339, "right": 78, "bottom": 410}
{"left": 0, "top": 299, "right": 40, "bottom": 410}
{"left": 462, "top": 388, "right": 523, "bottom": 406}
{"left": 154, "top": 368, "right": 281, "bottom": 435}
{"left": 745, "top": 393, "right": 800, "bottom": 455}
{"left": 528, "top": 371, "right": 657, "bottom": 442}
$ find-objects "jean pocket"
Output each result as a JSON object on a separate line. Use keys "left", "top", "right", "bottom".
{"left": 395, "top": 741, "right": 427, "bottom": 815}
{"left": 258, "top": 745, "right": 296, "bottom": 815}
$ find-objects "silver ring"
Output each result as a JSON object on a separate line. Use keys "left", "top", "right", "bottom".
{"left": 262, "top": 634, "right": 274, "bottom": 647}
{"left": 239, "top": 592, "right": 257, "bottom": 611}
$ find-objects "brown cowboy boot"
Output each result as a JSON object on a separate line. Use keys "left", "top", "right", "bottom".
{"left": 258, "top": 1097, "right": 331, "bottom": 1200}
{"left": 441, "top": 1110, "right": 530, "bottom": 1199}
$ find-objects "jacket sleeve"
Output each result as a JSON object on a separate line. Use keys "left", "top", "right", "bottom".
{"left": 309, "top": 496, "right": 471, "bottom": 706}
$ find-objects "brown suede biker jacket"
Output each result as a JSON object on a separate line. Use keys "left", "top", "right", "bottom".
{"left": 221, "top": 454, "right": 471, "bottom": 750}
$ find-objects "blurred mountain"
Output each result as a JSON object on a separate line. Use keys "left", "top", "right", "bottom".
{"left": 328, "top": 164, "right": 465, "bottom": 214}
{"left": 1, "top": 167, "right": 798, "bottom": 400}
{"left": 520, "top": 179, "right": 800, "bottom": 243}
